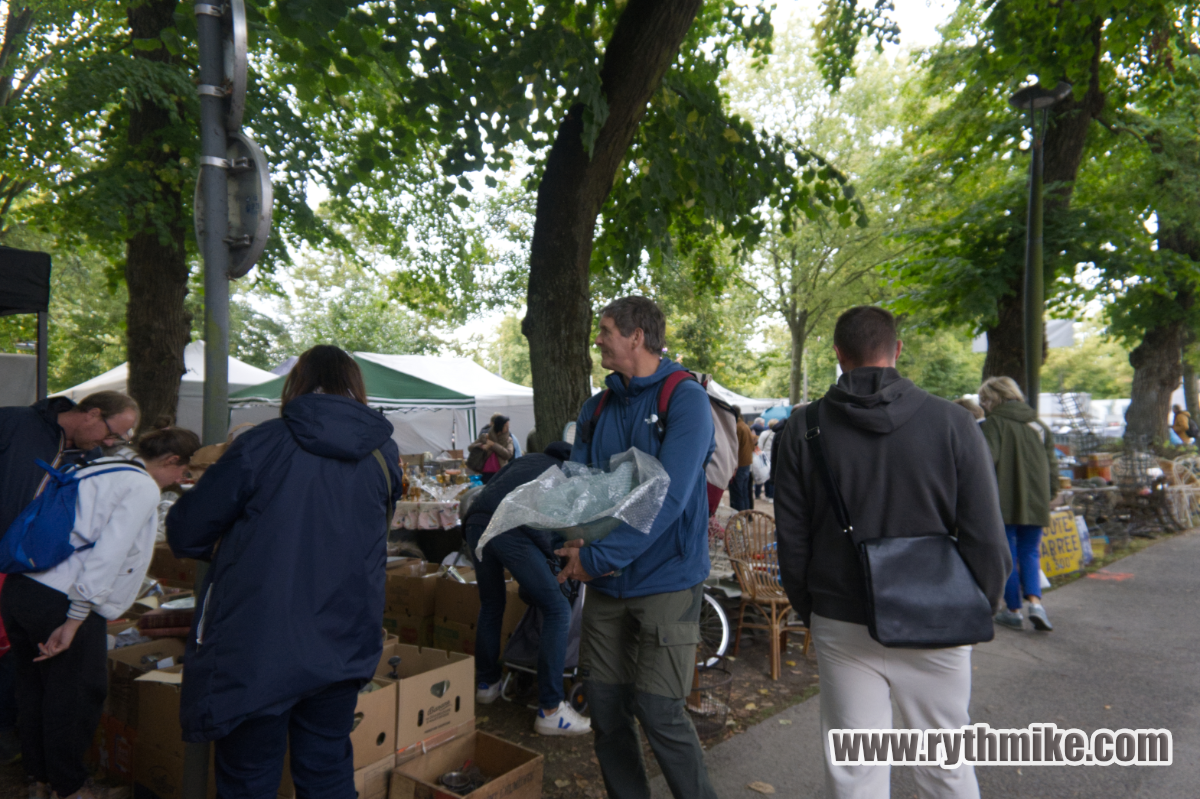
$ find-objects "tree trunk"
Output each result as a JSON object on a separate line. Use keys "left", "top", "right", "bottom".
{"left": 983, "top": 22, "right": 1106, "bottom": 388}
{"left": 124, "top": 0, "right": 190, "bottom": 432}
{"left": 787, "top": 312, "right": 808, "bottom": 405}
{"left": 1125, "top": 322, "right": 1185, "bottom": 446}
{"left": 523, "top": 0, "right": 701, "bottom": 452}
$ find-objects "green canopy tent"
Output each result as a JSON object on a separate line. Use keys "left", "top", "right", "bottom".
{"left": 229, "top": 355, "right": 477, "bottom": 454}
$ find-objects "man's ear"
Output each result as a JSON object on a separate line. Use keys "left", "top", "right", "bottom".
{"left": 630, "top": 327, "right": 644, "bottom": 350}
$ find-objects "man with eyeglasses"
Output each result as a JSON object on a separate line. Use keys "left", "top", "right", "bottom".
{"left": 0, "top": 390, "right": 139, "bottom": 762}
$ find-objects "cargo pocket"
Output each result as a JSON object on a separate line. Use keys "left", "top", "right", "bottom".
{"left": 644, "top": 622, "right": 702, "bottom": 699}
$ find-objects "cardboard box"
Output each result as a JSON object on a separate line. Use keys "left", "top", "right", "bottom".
{"left": 147, "top": 543, "right": 199, "bottom": 586}
{"left": 85, "top": 713, "right": 137, "bottom": 784}
{"left": 387, "top": 731, "right": 542, "bottom": 799}
{"left": 432, "top": 579, "right": 525, "bottom": 656}
{"left": 351, "top": 677, "right": 399, "bottom": 770}
{"left": 133, "top": 667, "right": 216, "bottom": 799}
{"left": 383, "top": 609, "right": 435, "bottom": 648}
{"left": 378, "top": 643, "right": 474, "bottom": 753}
{"left": 106, "top": 639, "right": 187, "bottom": 727}
{"left": 385, "top": 563, "right": 441, "bottom": 618}
{"left": 279, "top": 754, "right": 393, "bottom": 799}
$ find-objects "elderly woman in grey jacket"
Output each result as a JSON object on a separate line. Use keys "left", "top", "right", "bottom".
{"left": 468, "top": 413, "right": 514, "bottom": 484}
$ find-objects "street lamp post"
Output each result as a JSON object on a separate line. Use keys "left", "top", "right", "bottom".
{"left": 1009, "top": 81, "right": 1072, "bottom": 410}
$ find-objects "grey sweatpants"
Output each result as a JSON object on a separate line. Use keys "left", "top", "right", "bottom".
{"left": 581, "top": 584, "right": 718, "bottom": 799}
{"left": 811, "top": 614, "right": 980, "bottom": 799}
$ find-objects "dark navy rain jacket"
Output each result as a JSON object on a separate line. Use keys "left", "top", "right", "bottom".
{"left": 166, "top": 393, "right": 402, "bottom": 742}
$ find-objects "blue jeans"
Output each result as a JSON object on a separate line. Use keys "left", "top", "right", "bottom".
{"left": 729, "top": 465, "right": 753, "bottom": 511}
{"left": 468, "top": 524, "right": 569, "bottom": 710}
{"left": 1004, "top": 524, "right": 1044, "bottom": 611}
{"left": 214, "top": 679, "right": 359, "bottom": 799}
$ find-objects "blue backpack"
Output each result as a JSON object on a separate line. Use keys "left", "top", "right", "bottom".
{"left": 0, "top": 458, "right": 147, "bottom": 574}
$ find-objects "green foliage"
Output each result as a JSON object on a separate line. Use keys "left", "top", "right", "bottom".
{"left": 470, "top": 315, "right": 533, "bottom": 388}
{"left": 896, "top": 327, "right": 985, "bottom": 399}
{"left": 813, "top": 0, "right": 901, "bottom": 91}
{"left": 0, "top": 227, "right": 127, "bottom": 391}
{"left": 1042, "top": 325, "right": 1134, "bottom": 399}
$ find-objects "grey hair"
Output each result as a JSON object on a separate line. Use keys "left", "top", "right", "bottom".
{"left": 599, "top": 296, "right": 666, "bottom": 354}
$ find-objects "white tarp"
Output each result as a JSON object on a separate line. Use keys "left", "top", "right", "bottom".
{"left": 972, "top": 319, "right": 1076, "bottom": 353}
{"left": 56, "top": 341, "right": 276, "bottom": 434}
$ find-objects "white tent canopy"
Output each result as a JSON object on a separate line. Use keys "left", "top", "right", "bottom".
{"left": 56, "top": 341, "right": 276, "bottom": 434}
{"left": 230, "top": 353, "right": 535, "bottom": 456}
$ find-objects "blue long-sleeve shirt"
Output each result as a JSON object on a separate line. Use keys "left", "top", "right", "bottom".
{"left": 570, "top": 359, "right": 715, "bottom": 598}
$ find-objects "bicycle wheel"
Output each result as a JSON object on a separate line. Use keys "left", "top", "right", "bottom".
{"left": 698, "top": 591, "right": 730, "bottom": 668}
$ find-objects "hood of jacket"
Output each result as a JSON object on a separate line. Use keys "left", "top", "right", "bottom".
{"left": 604, "top": 357, "right": 688, "bottom": 400}
{"left": 987, "top": 399, "right": 1040, "bottom": 424}
{"left": 33, "top": 396, "right": 74, "bottom": 429}
{"left": 282, "top": 393, "right": 395, "bottom": 460}
{"left": 823, "top": 367, "right": 928, "bottom": 434}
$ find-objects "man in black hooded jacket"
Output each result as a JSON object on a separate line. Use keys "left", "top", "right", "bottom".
{"left": 774, "top": 306, "right": 1009, "bottom": 799}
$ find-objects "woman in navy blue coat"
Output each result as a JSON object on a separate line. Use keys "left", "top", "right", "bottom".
{"left": 167, "top": 346, "right": 401, "bottom": 799}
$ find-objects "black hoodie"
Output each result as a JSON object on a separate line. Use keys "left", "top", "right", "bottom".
{"left": 0, "top": 396, "right": 75, "bottom": 533}
{"left": 774, "top": 367, "right": 1010, "bottom": 627}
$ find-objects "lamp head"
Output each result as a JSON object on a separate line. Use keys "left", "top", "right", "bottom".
{"left": 1009, "top": 81, "right": 1073, "bottom": 110}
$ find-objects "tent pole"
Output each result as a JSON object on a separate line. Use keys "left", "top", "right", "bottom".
{"left": 36, "top": 311, "right": 48, "bottom": 400}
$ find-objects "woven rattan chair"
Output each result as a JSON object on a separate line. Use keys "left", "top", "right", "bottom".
{"left": 724, "top": 509, "right": 810, "bottom": 680}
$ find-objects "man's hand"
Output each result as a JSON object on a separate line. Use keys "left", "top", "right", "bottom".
{"left": 35, "top": 618, "right": 83, "bottom": 661}
{"left": 554, "top": 539, "right": 597, "bottom": 584}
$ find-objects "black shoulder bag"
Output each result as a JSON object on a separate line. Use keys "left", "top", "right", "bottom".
{"left": 804, "top": 400, "right": 994, "bottom": 648}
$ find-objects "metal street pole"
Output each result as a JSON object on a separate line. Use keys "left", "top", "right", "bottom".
{"left": 1023, "top": 101, "right": 1045, "bottom": 410}
{"left": 197, "top": 3, "right": 230, "bottom": 447}
{"left": 1009, "top": 81, "right": 1071, "bottom": 411}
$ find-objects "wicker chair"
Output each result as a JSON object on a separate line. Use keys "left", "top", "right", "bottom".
{"left": 724, "top": 509, "right": 810, "bottom": 680}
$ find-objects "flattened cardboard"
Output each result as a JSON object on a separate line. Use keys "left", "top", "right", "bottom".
{"left": 387, "top": 731, "right": 542, "bottom": 799}
{"left": 377, "top": 643, "right": 474, "bottom": 752}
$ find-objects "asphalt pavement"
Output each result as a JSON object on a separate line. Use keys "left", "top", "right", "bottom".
{"left": 652, "top": 529, "right": 1200, "bottom": 798}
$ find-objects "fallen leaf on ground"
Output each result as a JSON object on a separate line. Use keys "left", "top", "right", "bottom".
{"left": 779, "top": 719, "right": 792, "bottom": 725}
{"left": 555, "top": 779, "right": 570, "bottom": 788}
{"left": 758, "top": 689, "right": 771, "bottom": 695}
{"left": 725, "top": 656, "right": 737, "bottom": 662}
{"left": 785, "top": 660, "right": 796, "bottom": 666}
{"left": 747, "top": 781, "right": 776, "bottom": 794}
{"left": 743, "top": 702, "right": 757, "bottom": 710}
{"left": 477, "top": 717, "right": 488, "bottom": 724}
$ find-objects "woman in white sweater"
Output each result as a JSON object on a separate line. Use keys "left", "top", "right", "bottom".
{"left": 1, "top": 424, "right": 199, "bottom": 799}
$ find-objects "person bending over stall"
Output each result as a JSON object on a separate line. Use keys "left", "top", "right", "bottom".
{"left": 464, "top": 442, "right": 591, "bottom": 736}
{"left": 3, "top": 423, "right": 200, "bottom": 799}
{"left": 167, "top": 346, "right": 401, "bottom": 799}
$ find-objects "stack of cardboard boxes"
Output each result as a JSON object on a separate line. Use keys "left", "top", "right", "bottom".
{"left": 92, "top": 547, "right": 545, "bottom": 798}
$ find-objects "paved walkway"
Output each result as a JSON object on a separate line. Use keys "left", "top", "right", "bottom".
{"left": 653, "top": 530, "right": 1200, "bottom": 798}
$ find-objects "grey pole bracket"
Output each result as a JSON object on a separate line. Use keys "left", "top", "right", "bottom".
{"left": 193, "top": 3, "right": 225, "bottom": 17}
{"left": 199, "top": 155, "right": 231, "bottom": 168}
{"left": 198, "top": 83, "right": 228, "bottom": 97}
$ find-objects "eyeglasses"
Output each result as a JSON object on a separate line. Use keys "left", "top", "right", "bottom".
{"left": 103, "top": 417, "right": 130, "bottom": 445}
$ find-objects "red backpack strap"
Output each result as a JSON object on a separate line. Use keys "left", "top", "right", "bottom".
{"left": 654, "top": 371, "right": 699, "bottom": 438}
{"left": 578, "top": 389, "right": 612, "bottom": 445}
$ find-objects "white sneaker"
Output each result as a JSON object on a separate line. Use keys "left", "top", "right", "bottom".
{"left": 534, "top": 701, "right": 592, "bottom": 736}
{"left": 476, "top": 681, "right": 501, "bottom": 704}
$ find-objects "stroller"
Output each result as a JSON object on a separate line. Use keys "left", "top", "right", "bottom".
{"left": 499, "top": 582, "right": 588, "bottom": 713}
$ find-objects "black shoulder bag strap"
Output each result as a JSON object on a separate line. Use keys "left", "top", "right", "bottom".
{"left": 804, "top": 400, "right": 853, "bottom": 540}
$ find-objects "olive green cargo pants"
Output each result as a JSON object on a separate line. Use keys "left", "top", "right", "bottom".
{"left": 580, "top": 583, "right": 718, "bottom": 799}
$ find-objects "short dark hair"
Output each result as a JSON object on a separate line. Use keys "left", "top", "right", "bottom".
{"left": 135, "top": 424, "right": 201, "bottom": 464}
{"left": 600, "top": 296, "right": 666, "bottom": 354}
{"left": 76, "top": 391, "right": 139, "bottom": 420}
{"left": 281, "top": 346, "right": 368, "bottom": 408}
{"left": 833, "top": 306, "right": 897, "bottom": 367}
